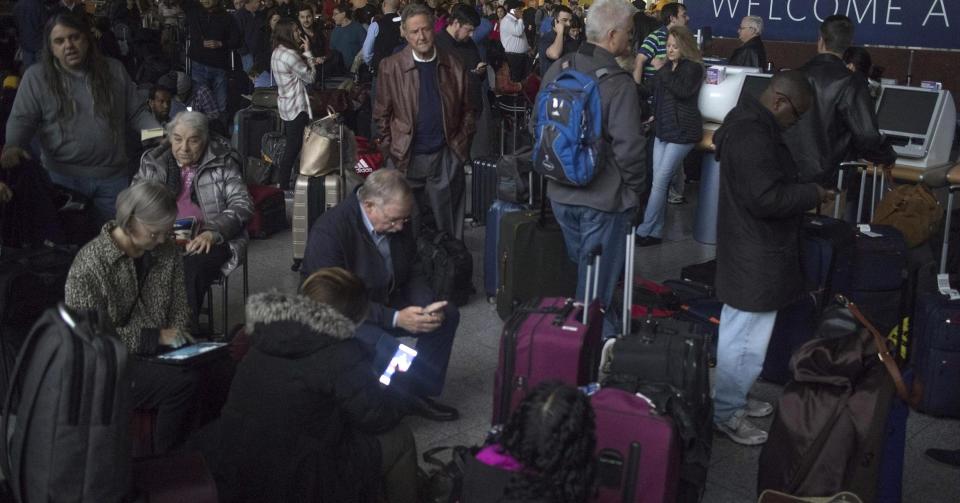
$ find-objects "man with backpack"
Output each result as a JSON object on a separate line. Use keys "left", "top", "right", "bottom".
{"left": 537, "top": 0, "right": 647, "bottom": 338}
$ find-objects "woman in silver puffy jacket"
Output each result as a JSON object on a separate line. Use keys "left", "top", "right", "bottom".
{"left": 134, "top": 110, "right": 254, "bottom": 330}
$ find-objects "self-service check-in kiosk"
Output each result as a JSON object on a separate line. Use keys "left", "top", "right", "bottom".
{"left": 693, "top": 69, "right": 771, "bottom": 245}
{"left": 875, "top": 85, "right": 956, "bottom": 169}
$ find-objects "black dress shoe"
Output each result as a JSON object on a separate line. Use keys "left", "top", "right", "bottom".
{"left": 409, "top": 397, "right": 459, "bottom": 422}
{"left": 926, "top": 448, "right": 960, "bottom": 468}
{"left": 635, "top": 236, "right": 663, "bottom": 247}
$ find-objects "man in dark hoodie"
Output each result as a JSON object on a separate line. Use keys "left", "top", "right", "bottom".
{"left": 712, "top": 71, "right": 834, "bottom": 446}
{"left": 185, "top": 0, "right": 242, "bottom": 116}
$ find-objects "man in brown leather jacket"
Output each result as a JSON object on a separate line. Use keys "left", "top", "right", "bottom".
{"left": 373, "top": 3, "right": 476, "bottom": 238}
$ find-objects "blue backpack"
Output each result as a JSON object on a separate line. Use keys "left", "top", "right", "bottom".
{"left": 532, "top": 61, "right": 621, "bottom": 186}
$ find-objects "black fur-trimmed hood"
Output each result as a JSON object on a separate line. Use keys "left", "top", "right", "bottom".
{"left": 244, "top": 291, "right": 357, "bottom": 358}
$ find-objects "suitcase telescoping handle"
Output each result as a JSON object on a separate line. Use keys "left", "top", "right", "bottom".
{"left": 582, "top": 246, "right": 602, "bottom": 325}
{"left": 622, "top": 225, "right": 637, "bottom": 337}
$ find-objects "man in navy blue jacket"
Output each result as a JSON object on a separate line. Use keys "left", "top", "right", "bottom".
{"left": 301, "top": 169, "right": 460, "bottom": 422}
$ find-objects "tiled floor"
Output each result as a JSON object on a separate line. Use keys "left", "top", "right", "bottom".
{"left": 216, "top": 179, "right": 960, "bottom": 502}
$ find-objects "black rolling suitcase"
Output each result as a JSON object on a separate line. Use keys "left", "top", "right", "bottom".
{"left": 495, "top": 205, "right": 578, "bottom": 320}
{"left": 470, "top": 156, "right": 498, "bottom": 225}
{"left": 233, "top": 107, "right": 281, "bottom": 183}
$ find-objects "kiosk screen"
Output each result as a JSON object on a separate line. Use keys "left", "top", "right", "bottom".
{"left": 877, "top": 88, "right": 939, "bottom": 136}
{"left": 739, "top": 74, "right": 771, "bottom": 103}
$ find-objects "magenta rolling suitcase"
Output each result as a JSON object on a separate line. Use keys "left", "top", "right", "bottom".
{"left": 591, "top": 387, "right": 681, "bottom": 503}
{"left": 491, "top": 252, "right": 604, "bottom": 424}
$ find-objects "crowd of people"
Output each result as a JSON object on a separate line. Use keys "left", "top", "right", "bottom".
{"left": 2, "top": 0, "right": 956, "bottom": 501}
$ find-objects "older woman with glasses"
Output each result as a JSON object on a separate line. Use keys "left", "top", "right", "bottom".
{"left": 134, "top": 111, "right": 253, "bottom": 331}
{"left": 65, "top": 181, "right": 199, "bottom": 453}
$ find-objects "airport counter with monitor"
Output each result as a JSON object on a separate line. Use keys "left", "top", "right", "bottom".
{"left": 691, "top": 65, "right": 957, "bottom": 245}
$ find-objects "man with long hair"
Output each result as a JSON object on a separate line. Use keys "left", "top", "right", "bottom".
{"left": 1, "top": 12, "right": 158, "bottom": 224}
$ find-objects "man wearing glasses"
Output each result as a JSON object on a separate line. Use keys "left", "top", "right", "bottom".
{"left": 301, "top": 169, "right": 461, "bottom": 423}
{"left": 729, "top": 15, "right": 766, "bottom": 70}
{"left": 710, "top": 71, "right": 834, "bottom": 446}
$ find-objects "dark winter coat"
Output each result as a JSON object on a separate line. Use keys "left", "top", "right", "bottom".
{"left": 184, "top": 1, "right": 242, "bottom": 70}
{"left": 784, "top": 53, "right": 896, "bottom": 183}
{"left": 713, "top": 96, "right": 821, "bottom": 312}
{"left": 300, "top": 190, "right": 434, "bottom": 329}
{"left": 728, "top": 36, "right": 767, "bottom": 70}
{"left": 650, "top": 58, "right": 704, "bottom": 145}
{"left": 212, "top": 291, "right": 405, "bottom": 502}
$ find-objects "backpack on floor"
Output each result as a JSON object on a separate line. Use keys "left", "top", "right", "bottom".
{"left": 532, "top": 51, "right": 623, "bottom": 187}
{"left": 0, "top": 305, "right": 131, "bottom": 503}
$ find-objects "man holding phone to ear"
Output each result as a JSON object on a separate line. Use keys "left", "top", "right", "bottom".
{"left": 302, "top": 169, "right": 461, "bottom": 422}
{"left": 538, "top": 4, "right": 576, "bottom": 75}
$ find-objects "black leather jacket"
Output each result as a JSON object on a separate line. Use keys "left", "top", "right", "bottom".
{"left": 729, "top": 36, "right": 767, "bottom": 70}
{"left": 784, "top": 53, "right": 896, "bottom": 183}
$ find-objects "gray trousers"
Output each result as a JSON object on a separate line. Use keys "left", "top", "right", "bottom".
{"left": 401, "top": 147, "right": 466, "bottom": 239}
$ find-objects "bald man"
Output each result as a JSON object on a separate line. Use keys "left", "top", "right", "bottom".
{"left": 711, "top": 71, "right": 835, "bottom": 446}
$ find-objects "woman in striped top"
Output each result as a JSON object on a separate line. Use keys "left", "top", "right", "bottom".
{"left": 271, "top": 18, "right": 317, "bottom": 190}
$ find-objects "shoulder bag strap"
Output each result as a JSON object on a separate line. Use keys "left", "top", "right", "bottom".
{"left": 844, "top": 298, "right": 911, "bottom": 402}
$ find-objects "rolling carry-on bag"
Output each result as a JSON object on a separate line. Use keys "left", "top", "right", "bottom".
{"left": 483, "top": 174, "right": 536, "bottom": 300}
{"left": 800, "top": 215, "right": 855, "bottom": 300}
{"left": 590, "top": 387, "right": 681, "bottom": 503}
{"left": 483, "top": 200, "right": 524, "bottom": 299}
{"left": 495, "top": 199, "right": 578, "bottom": 320}
{"left": 291, "top": 117, "right": 345, "bottom": 271}
{"left": 601, "top": 226, "right": 712, "bottom": 503}
{"left": 245, "top": 184, "right": 287, "bottom": 239}
{"left": 491, "top": 252, "right": 603, "bottom": 425}
{"left": 912, "top": 291, "right": 960, "bottom": 417}
{"left": 233, "top": 107, "right": 280, "bottom": 167}
{"left": 471, "top": 157, "right": 498, "bottom": 225}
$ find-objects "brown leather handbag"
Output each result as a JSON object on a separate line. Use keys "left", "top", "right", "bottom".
{"left": 757, "top": 297, "right": 910, "bottom": 501}
{"left": 871, "top": 173, "right": 943, "bottom": 248}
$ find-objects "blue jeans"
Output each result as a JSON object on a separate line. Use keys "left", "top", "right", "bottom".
{"left": 354, "top": 304, "right": 459, "bottom": 397}
{"left": 637, "top": 138, "right": 695, "bottom": 238}
{"left": 190, "top": 61, "right": 228, "bottom": 115}
{"left": 48, "top": 172, "right": 130, "bottom": 227}
{"left": 551, "top": 200, "right": 632, "bottom": 338}
{"left": 713, "top": 304, "right": 778, "bottom": 423}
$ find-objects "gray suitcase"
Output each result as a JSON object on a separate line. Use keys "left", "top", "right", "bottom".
{"left": 291, "top": 119, "right": 345, "bottom": 272}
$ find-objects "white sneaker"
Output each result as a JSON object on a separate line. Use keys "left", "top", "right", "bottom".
{"left": 746, "top": 398, "right": 774, "bottom": 418}
{"left": 716, "top": 409, "right": 768, "bottom": 446}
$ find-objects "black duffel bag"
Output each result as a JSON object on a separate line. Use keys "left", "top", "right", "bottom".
{"left": 417, "top": 229, "right": 474, "bottom": 307}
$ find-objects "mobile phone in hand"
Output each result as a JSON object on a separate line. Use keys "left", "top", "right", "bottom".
{"left": 379, "top": 344, "right": 417, "bottom": 386}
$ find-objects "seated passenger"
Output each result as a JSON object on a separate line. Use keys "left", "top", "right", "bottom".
{"left": 134, "top": 111, "right": 253, "bottom": 332}
{"left": 301, "top": 169, "right": 460, "bottom": 422}
{"left": 463, "top": 381, "right": 597, "bottom": 503}
{"left": 65, "top": 181, "right": 198, "bottom": 453}
{"left": 213, "top": 268, "right": 417, "bottom": 503}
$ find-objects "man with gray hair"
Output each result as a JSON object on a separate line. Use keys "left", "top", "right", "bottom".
{"left": 373, "top": 3, "right": 475, "bottom": 238}
{"left": 301, "top": 169, "right": 461, "bottom": 422}
{"left": 729, "top": 15, "right": 767, "bottom": 69}
{"left": 541, "top": 0, "right": 647, "bottom": 339}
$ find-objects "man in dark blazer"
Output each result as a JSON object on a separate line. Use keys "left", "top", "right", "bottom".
{"left": 711, "top": 71, "right": 833, "bottom": 446}
{"left": 302, "top": 169, "right": 460, "bottom": 422}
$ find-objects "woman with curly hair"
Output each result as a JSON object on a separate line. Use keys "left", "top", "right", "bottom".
{"left": 463, "top": 381, "right": 597, "bottom": 503}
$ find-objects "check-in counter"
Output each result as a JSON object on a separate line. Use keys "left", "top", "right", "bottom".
{"left": 693, "top": 124, "right": 719, "bottom": 245}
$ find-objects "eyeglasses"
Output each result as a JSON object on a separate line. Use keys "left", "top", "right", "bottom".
{"left": 386, "top": 216, "right": 410, "bottom": 228}
{"left": 776, "top": 92, "right": 802, "bottom": 121}
{"left": 737, "top": 26, "right": 755, "bottom": 32}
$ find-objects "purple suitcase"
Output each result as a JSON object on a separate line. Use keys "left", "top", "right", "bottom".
{"left": 491, "top": 254, "right": 604, "bottom": 424}
{"left": 591, "top": 388, "right": 680, "bottom": 503}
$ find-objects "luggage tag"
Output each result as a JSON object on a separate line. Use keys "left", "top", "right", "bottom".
{"left": 937, "top": 273, "right": 960, "bottom": 300}
{"left": 857, "top": 224, "right": 882, "bottom": 238}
